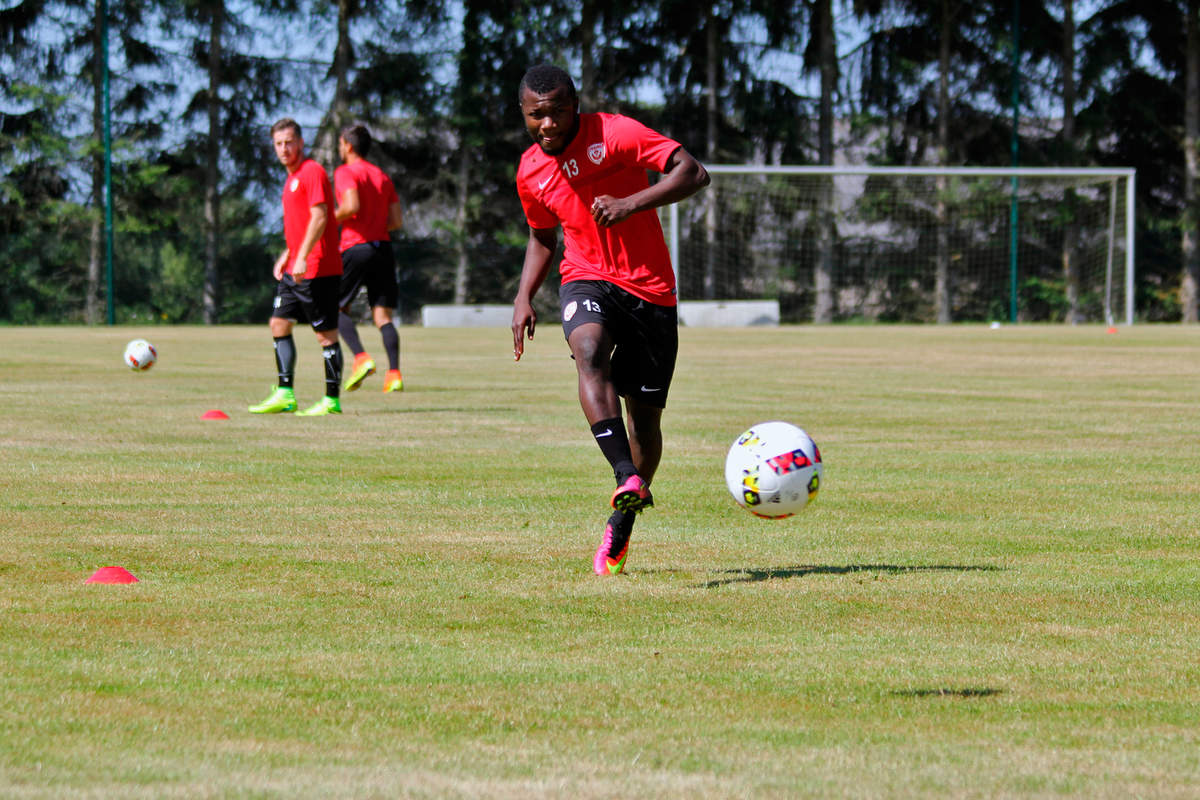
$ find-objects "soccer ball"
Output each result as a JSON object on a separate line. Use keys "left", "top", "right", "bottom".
{"left": 724, "top": 421, "right": 822, "bottom": 518}
{"left": 123, "top": 339, "right": 157, "bottom": 371}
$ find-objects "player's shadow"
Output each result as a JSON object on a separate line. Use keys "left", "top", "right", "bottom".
{"left": 699, "top": 563, "right": 1001, "bottom": 589}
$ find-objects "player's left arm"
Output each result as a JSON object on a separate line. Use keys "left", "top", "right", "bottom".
{"left": 590, "top": 147, "right": 710, "bottom": 228}
{"left": 386, "top": 200, "right": 403, "bottom": 232}
{"left": 291, "top": 203, "right": 328, "bottom": 279}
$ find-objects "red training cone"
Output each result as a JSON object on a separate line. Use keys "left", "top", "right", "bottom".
{"left": 86, "top": 566, "right": 139, "bottom": 584}
{"left": 201, "top": 409, "right": 229, "bottom": 420}
{"left": 1105, "top": 326, "right": 1118, "bottom": 334}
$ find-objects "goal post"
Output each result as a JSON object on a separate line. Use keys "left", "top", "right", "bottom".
{"left": 663, "top": 166, "right": 1136, "bottom": 325}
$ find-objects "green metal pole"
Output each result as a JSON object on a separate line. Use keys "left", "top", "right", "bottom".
{"left": 1009, "top": 0, "right": 1020, "bottom": 323}
{"left": 101, "top": 0, "right": 115, "bottom": 325}
{"left": 1008, "top": 2, "right": 1017, "bottom": 326}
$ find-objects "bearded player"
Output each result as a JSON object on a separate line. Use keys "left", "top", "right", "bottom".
{"left": 510, "top": 65, "right": 709, "bottom": 576}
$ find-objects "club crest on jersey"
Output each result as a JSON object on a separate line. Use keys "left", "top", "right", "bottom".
{"left": 290, "top": 178, "right": 300, "bottom": 192}
{"left": 587, "top": 143, "right": 606, "bottom": 165}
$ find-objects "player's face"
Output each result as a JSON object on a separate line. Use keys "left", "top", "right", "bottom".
{"left": 520, "top": 86, "right": 579, "bottom": 156}
{"left": 272, "top": 128, "right": 304, "bottom": 172}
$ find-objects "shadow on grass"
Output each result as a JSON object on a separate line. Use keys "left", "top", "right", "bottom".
{"left": 890, "top": 687, "right": 1003, "bottom": 699}
{"left": 698, "top": 563, "right": 1002, "bottom": 589}
{"left": 369, "top": 405, "right": 514, "bottom": 415}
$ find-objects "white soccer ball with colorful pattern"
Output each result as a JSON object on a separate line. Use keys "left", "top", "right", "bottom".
{"left": 724, "top": 421, "right": 822, "bottom": 518}
{"left": 123, "top": 339, "right": 157, "bottom": 371}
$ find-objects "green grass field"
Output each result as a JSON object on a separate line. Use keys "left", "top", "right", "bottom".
{"left": 2, "top": 324, "right": 1199, "bottom": 798}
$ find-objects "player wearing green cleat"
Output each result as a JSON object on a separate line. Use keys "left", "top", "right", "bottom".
{"left": 251, "top": 119, "right": 345, "bottom": 417}
{"left": 248, "top": 386, "right": 297, "bottom": 414}
{"left": 294, "top": 396, "right": 342, "bottom": 416}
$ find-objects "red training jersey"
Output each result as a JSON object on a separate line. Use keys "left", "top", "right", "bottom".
{"left": 334, "top": 158, "right": 399, "bottom": 252}
{"left": 281, "top": 158, "right": 342, "bottom": 278}
{"left": 516, "top": 112, "right": 682, "bottom": 306}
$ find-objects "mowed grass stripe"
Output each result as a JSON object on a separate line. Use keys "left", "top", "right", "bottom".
{"left": 1, "top": 324, "right": 1198, "bottom": 798}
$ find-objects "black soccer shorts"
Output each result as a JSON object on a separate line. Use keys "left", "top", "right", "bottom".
{"left": 273, "top": 273, "right": 341, "bottom": 333}
{"left": 338, "top": 240, "right": 399, "bottom": 310}
{"left": 559, "top": 279, "right": 678, "bottom": 409}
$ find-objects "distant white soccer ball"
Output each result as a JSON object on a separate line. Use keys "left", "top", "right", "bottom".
{"left": 725, "top": 421, "right": 822, "bottom": 518}
{"left": 123, "top": 338, "right": 157, "bottom": 371}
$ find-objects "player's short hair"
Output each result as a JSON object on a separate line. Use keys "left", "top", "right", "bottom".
{"left": 270, "top": 118, "right": 302, "bottom": 138}
{"left": 519, "top": 65, "right": 576, "bottom": 103}
{"left": 340, "top": 124, "right": 372, "bottom": 158}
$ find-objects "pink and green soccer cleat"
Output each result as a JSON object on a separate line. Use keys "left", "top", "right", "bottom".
{"left": 593, "top": 522, "right": 629, "bottom": 576}
{"left": 611, "top": 474, "right": 653, "bottom": 513}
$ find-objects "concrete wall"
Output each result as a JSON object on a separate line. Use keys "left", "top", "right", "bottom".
{"left": 421, "top": 304, "right": 513, "bottom": 327}
{"left": 420, "top": 299, "right": 780, "bottom": 327}
{"left": 677, "top": 300, "right": 779, "bottom": 327}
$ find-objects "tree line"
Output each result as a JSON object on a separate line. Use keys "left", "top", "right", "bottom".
{"left": 3, "top": 0, "right": 1199, "bottom": 324}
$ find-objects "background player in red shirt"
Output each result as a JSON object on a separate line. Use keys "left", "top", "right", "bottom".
{"left": 249, "top": 118, "right": 345, "bottom": 416}
{"left": 511, "top": 65, "right": 709, "bottom": 576}
{"left": 334, "top": 124, "right": 406, "bottom": 393}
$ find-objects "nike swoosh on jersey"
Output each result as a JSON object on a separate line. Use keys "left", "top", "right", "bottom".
{"left": 538, "top": 175, "right": 553, "bottom": 189}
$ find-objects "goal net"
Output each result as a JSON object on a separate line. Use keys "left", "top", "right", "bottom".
{"left": 662, "top": 166, "right": 1135, "bottom": 324}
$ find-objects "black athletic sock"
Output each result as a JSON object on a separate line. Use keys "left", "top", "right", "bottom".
{"left": 323, "top": 343, "right": 343, "bottom": 398}
{"left": 591, "top": 417, "right": 638, "bottom": 483}
{"left": 607, "top": 509, "right": 636, "bottom": 554}
{"left": 379, "top": 322, "right": 400, "bottom": 371}
{"left": 273, "top": 335, "right": 296, "bottom": 389}
{"left": 337, "top": 312, "right": 365, "bottom": 356}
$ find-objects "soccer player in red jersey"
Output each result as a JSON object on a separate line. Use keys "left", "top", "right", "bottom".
{"left": 510, "top": 65, "right": 710, "bottom": 576}
{"left": 334, "top": 124, "right": 406, "bottom": 393}
{"left": 249, "top": 118, "right": 345, "bottom": 416}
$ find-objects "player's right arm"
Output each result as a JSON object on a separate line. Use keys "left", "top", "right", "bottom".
{"left": 335, "top": 186, "right": 360, "bottom": 223}
{"left": 511, "top": 226, "right": 558, "bottom": 362}
{"left": 290, "top": 203, "right": 328, "bottom": 279}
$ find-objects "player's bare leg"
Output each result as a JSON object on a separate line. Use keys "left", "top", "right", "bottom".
{"left": 624, "top": 398, "right": 663, "bottom": 484}
{"left": 567, "top": 323, "right": 654, "bottom": 511}
{"left": 568, "top": 322, "right": 620, "bottom": 423}
{"left": 569, "top": 323, "right": 652, "bottom": 575}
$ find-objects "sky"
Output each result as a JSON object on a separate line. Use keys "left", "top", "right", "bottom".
{"left": 4, "top": 0, "right": 1146, "bottom": 170}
